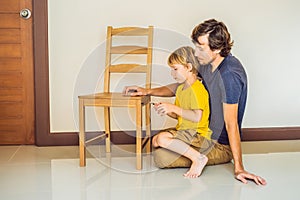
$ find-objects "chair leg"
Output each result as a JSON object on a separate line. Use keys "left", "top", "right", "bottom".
{"left": 104, "top": 107, "right": 111, "bottom": 153}
{"left": 136, "top": 102, "right": 142, "bottom": 170}
{"left": 79, "top": 99, "right": 86, "bottom": 167}
{"left": 145, "top": 103, "right": 151, "bottom": 154}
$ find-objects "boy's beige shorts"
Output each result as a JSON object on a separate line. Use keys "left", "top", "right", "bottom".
{"left": 153, "top": 128, "right": 233, "bottom": 168}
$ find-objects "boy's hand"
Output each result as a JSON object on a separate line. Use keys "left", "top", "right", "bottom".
{"left": 154, "top": 102, "right": 175, "bottom": 116}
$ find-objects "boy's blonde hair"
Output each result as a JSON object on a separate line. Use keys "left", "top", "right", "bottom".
{"left": 168, "top": 46, "right": 199, "bottom": 75}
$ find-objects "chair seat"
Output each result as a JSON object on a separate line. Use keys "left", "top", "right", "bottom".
{"left": 79, "top": 92, "right": 150, "bottom": 107}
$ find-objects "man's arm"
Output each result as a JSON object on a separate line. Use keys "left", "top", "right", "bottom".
{"left": 223, "top": 103, "right": 267, "bottom": 185}
{"left": 123, "top": 83, "right": 179, "bottom": 97}
{"left": 223, "top": 103, "right": 243, "bottom": 173}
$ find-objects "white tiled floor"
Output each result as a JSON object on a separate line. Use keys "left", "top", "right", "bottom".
{"left": 1, "top": 141, "right": 300, "bottom": 200}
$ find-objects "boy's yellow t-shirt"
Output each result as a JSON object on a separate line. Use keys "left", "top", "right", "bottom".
{"left": 175, "top": 79, "right": 212, "bottom": 139}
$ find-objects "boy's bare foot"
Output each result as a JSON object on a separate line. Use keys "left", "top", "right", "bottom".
{"left": 183, "top": 154, "right": 208, "bottom": 178}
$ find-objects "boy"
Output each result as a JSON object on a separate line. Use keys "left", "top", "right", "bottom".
{"left": 152, "top": 46, "right": 212, "bottom": 178}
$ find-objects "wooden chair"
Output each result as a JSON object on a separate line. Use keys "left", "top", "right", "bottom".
{"left": 78, "top": 26, "right": 153, "bottom": 170}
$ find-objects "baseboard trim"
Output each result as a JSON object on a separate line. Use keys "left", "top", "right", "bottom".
{"left": 241, "top": 127, "right": 300, "bottom": 141}
{"left": 44, "top": 127, "right": 300, "bottom": 146}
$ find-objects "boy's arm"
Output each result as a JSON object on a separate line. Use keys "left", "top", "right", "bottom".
{"left": 156, "top": 103, "right": 202, "bottom": 122}
{"left": 178, "top": 107, "right": 202, "bottom": 122}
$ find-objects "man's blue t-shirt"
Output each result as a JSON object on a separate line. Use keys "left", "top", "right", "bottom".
{"left": 198, "top": 54, "right": 247, "bottom": 145}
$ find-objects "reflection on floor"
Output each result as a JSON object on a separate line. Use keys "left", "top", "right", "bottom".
{"left": 1, "top": 140, "right": 300, "bottom": 200}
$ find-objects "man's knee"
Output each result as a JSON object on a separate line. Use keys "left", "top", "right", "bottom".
{"left": 153, "top": 148, "right": 171, "bottom": 168}
{"left": 153, "top": 147, "right": 191, "bottom": 168}
{"left": 206, "top": 143, "right": 233, "bottom": 165}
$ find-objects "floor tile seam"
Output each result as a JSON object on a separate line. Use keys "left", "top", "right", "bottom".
{"left": 0, "top": 161, "right": 51, "bottom": 167}
{"left": 7, "top": 145, "right": 22, "bottom": 162}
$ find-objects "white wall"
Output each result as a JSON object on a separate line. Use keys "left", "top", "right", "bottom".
{"left": 48, "top": 0, "right": 300, "bottom": 132}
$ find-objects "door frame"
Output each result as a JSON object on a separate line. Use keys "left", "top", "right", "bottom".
{"left": 34, "top": 0, "right": 78, "bottom": 145}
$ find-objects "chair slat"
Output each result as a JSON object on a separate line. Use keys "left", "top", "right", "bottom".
{"left": 111, "top": 27, "right": 149, "bottom": 36}
{"left": 111, "top": 46, "right": 148, "bottom": 54}
{"left": 109, "top": 64, "right": 148, "bottom": 73}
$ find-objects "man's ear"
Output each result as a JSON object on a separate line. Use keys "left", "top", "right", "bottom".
{"left": 187, "top": 63, "right": 193, "bottom": 72}
{"left": 214, "top": 49, "right": 221, "bottom": 54}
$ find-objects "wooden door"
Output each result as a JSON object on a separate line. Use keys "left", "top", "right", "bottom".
{"left": 0, "top": 0, "right": 34, "bottom": 144}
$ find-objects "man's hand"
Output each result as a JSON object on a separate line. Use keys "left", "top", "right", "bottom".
{"left": 123, "top": 86, "right": 147, "bottom": 96}
{"left": 235, "top": 170, "right": 267, "bottom": 185}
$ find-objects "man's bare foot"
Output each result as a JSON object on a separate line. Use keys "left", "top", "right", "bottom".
{"left": 183, "top": 154, "right": 208, "bottom": 178}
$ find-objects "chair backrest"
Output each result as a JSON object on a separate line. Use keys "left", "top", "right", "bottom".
{"left": 103, "top": 26, "right": 153, "bottom": 93}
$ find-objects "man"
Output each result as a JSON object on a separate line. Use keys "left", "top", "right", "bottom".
{"left": 123, "top": 19, "right": 266, "bottom": 185}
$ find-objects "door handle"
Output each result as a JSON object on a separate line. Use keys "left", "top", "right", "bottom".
{"left": 20, "top": 8, "right": 32, "bottom": 19}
